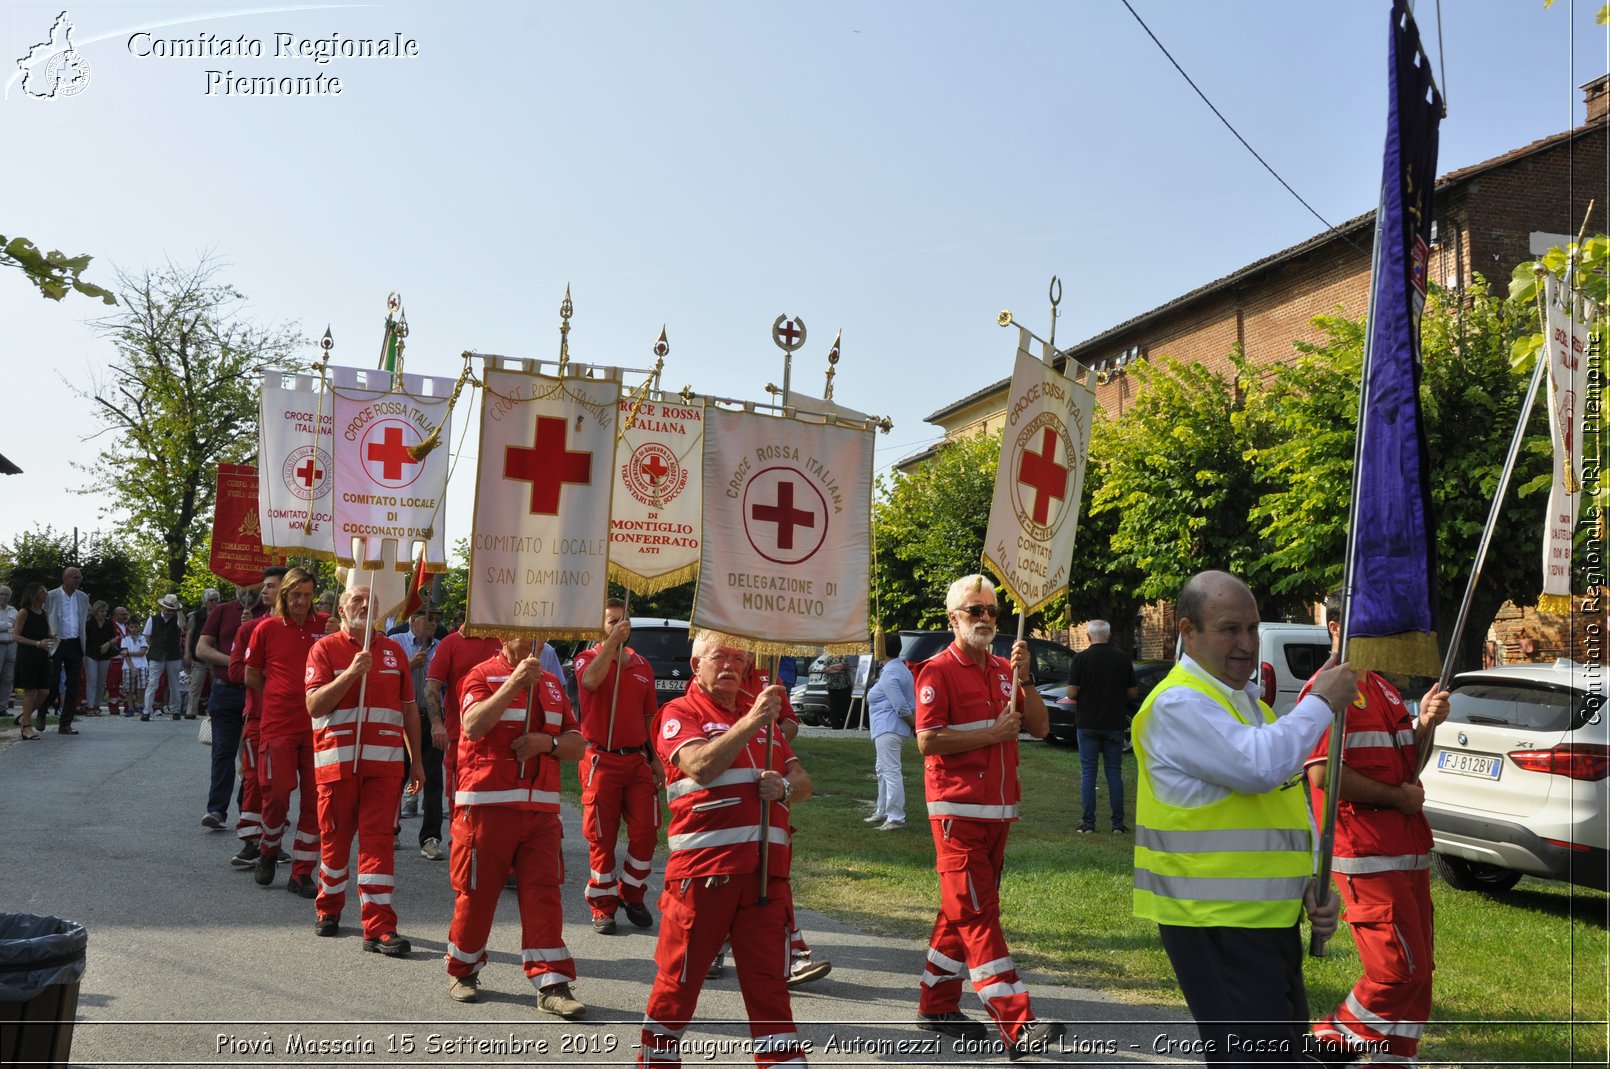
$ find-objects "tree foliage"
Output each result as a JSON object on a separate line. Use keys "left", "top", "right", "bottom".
{"left": 1, "top": 233, "right": 115, "bottom": 304}
{"left": 872, "top": 430, "right": 1001, "bottom": 630}
{"left": 0, "top": 525, "right": 154, "bottom": 612}
{"left": 73, "top": 260, "right": 302, "bottom": 591}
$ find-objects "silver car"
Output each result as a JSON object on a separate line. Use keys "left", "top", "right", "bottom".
{"left": 1422, "top": 659, "right": 1608, "bottom": 893}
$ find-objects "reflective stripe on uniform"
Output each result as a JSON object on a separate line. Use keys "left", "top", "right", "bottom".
{"left": 926, "top": 800, "right": 1019, "bottom": 820}
{"left": 1331, "top": 852, "right": 1430, "bottom": 875}
{"left": 667, "top": 824, "right": 789, "bottom": 852}
{"left": 1134, "top": 868, "right": 1309, "bottom": 902}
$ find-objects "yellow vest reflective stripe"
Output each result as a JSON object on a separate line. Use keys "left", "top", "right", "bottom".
{"left": 1132, "top": 665, "right": 1312, "bottom": 928}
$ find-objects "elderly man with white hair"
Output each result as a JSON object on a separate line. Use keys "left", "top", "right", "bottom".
{"left": 1067, "top": 619, "right": 1138, "bottom": 834}
{"left": 912, "top": 573, "right": 1064, "bottom": 1059}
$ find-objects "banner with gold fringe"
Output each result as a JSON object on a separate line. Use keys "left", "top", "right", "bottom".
{"left": 464, "top": 361, "right": 620, "bottom": 642}
{"left": 1538, "top": 271, "right": 1594, "bottom": 615}
{"left": 608, "top": 393, "right": 704, "bottom": 595}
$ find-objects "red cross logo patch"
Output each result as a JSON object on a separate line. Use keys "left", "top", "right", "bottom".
{"left": 623, "top": 442, "right": 688, "bottom": 508}
{"left": 360, "top": 419, "right": 426, "bottom": 489}
{"left": 1010, "top": 414, "right": 1074, "bottom": 542}
{"left": 281, "top": 445, "right": 332, "bottom": 501}
{"left": 742, "top": 466, "right": 828, "bottom": 565}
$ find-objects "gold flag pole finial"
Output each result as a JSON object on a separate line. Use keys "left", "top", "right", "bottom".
{"left": 823, "top": 329, "right": 842, "bottom": 401}
{"left": 302, "top": 327, "right": 335, "bottom": 535}
{"left": 997, "top": 309, "right": 1014, "bottom": 328}
{"left": 557, "top": 284, "right": 574, "bottom": 378}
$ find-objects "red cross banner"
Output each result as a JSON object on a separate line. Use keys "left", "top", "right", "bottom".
{"left": 210, "top": 464, "right": 281, "bottom": 585}
{"left": 691, "top": 407, "right": 874, "bottom": 655}
{"left": 465, "top": 363, "right": 621, "bottom": 640}
{"left": 1538, "top": 271, "right": 1596, "bottom": 614}
{"left": 328, "top": 365, "right": 455, "bottom": 574}
{"left": 258, "top": 372, "right": 336, "bottom": 559}
{"left": 609, "top": 394, "right": 704, "bottom": 595}
{"left": 981, "top": 334, "right": 1096, "bottom": 615}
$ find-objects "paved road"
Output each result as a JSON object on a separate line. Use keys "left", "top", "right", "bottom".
{"left": 1, "top": 718, "right": 1198, "bottom": 1067}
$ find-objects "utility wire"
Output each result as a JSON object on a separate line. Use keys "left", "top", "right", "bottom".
{"left": 1117, "top": 0, "right": 1368, "bottom": 257}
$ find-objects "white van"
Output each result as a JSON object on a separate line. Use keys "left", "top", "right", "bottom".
{"left": 1253, "top": 623, "right": 1331, "bottom": 715}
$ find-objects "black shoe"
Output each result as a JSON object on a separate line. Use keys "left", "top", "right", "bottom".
{"left": 916, "top": 1011, "right": 987, "bottom": 1041}
{"left": 314, "top": 915, "right": 339, "bottom": 937}
{"left": 139, "top": 714, "right": 150, "bottom": 722}
{"left": 1076, "top": 825, "right": 1095, "bottom": 834}
{"left": 253, "top": 853, "right": 276, "bottom": 887}
{"left": 231, "top": 842, "right": 261, "bottom": 869}
{"left": 623, "top": 902, "right": 653, "bottom": 928}
{"left": 286, "top": 874, "right": 318, "bottom": 899}
{"left": 201, "top": 812, "right": 226, "bottom": 830}
{"left": 362, "top": 933, "right": 411, "bottom": 957}
{"left": 1009, "top": 1019, "right": 1066, "bottom": 1061}
{"left": 1111, "top": 824, "right": 1130, "bottom": 834}
{"left": 706, "top": 952, "right": 725, "bottom": 980}
{"left": 591, "top": 912, "right": 617, "bottom": 935}
{"left": 787, "top": 957, "right": 832, "bottom": 987}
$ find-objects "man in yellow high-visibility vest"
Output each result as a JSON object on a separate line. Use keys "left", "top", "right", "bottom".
{"left": 1132, "top": 570, "right": 1358, "bottom": 1065}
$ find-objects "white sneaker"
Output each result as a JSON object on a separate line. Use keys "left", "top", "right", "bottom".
{"left": 877, "top": 818, "right": 906, "bottom": 831}
{"left": 420, "top": 837, "right": 443, "bottom": 861}
{"left": 863, "top": 813, "right": 887, "bottom": 824}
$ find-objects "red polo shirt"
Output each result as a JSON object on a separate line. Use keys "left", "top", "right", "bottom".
{"left": 244, "top": 611, "right": 328, "bottom": 737}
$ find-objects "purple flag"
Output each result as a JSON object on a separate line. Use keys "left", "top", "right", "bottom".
{"left": 1346, "top": 0, "right": 1443, "bottom": 675}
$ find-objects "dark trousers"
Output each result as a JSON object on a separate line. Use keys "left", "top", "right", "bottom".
{"left": 51, "top": 638, "right": 83, "bottom": 730}
{"left": 1077, "top": 727, "right": 1127, "bottom": 829}
{"left": 418, "top": 729, "right": 444, "bottom": 846}
{"left": 1158, "top": 922, "right": 1311, "bottom": 1066}
{"left": 205, "top": 683, "right": 247, "bottom": 817}
{"left": 827, "top": 687, "right": 852, "bottom": 730}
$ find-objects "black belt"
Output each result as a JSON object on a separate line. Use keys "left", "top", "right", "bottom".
{"left": 592, "top": 743, "right": 645, "bottom": 756}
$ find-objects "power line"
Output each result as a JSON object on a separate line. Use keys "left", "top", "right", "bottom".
{"left": 1117, "top": 0, "right": 1369, "bottom": 257}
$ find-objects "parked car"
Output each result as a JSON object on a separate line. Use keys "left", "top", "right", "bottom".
{"left": 1422, "top": 659, "right": 1608, "bottom": 893}
{"left": 1043, "top": 659, "right": 1172, "bottom": 746}
{"left": 1251, "top": 623, "right": 1331, "bottom": 715}
{"left": 564, "top": 618, "right": 696, "bottom": 709}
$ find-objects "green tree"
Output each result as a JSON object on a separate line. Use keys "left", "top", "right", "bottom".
{"left": 0, "top": 525, "right": 154, "bottom": 612}
{"left": 1058, "top": 439, "right": 1146, "bottom": 650}
{"left": 1, "top": 233, "right": 115, "bottom": 304}
{"left": 1243, "top": 278, "right": 1546, "bottom": 673}
{"left": 871, "top": 430, "right": 1001, "bottom": 630}
{"left": 73, "top": 260, "right": 302, "bottom": 591}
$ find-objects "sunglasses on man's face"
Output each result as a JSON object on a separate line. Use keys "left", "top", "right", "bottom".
{"left": 958, "top": 604, "right": 999, "bottom": 619}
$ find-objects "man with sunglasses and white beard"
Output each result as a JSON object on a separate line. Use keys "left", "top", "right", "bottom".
{"left": 912, "top": 574, "right": 1064, "bottom": 1060}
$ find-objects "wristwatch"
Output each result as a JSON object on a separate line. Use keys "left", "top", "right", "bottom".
{"left": 779, "top": 776, "right": 794, "bottom": 800}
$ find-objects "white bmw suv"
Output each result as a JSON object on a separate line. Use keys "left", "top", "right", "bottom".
{"left": 1422, "top": 659, "right": 1608, "bottom": 893}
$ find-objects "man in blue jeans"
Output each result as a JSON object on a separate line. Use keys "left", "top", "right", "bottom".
{"left": 196, "top": 567, "right": 283, "bottom": 832}
{"left": 1067, "top": 620, "right": 1137, "bottom": 833}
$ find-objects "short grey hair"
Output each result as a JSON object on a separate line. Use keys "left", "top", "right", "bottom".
{"left": 203, "top": 588, "right": 220, "bottom": 602}
{"left": 945, "top": 574, "right": 996, "bottom": 613}
{"left": 0, "top": 585, "right": 11, "bottom": 597}
{"left": 1086, "top": 619, "right": 1112, "bottom": 642}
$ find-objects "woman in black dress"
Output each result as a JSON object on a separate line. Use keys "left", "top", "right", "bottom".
{"left": 14, "top": 582, "right": 54, "bottom": 740}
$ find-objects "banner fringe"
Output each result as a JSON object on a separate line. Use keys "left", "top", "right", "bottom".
{"left": 610, "top": 561, "right": 700, "bottom": 596}
{"left": 688, "top": 629, "right": 865, "bottom": 659}
{"left": 1346, "top": 631, "right": 1441, "bottom": 677}
{"left": 1536, "top": 593, "right": 1577, "bottom": 615}
{"left": 462, "top": 625, "right": 605, "bottom": 643}
{"left": 260, "top": 543, "right": 337, "bottom": 563}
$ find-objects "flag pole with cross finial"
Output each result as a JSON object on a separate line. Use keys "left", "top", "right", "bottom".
{"left": 302, "top": 328, "right": 334, "bottom": 535}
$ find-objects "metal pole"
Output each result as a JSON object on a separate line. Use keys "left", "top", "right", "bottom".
{"left": 758, "top": 653, "right": 780, "bottom": 905}
{"left": 350, "top": 537, "right": 373, "bottom": 775}
{"left": 604, "top": 590, "right": 630, "bottom": 748}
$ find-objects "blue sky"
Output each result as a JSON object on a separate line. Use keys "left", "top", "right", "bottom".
{"left": 2, "top": 0, "right": 1605, "bottom": 562}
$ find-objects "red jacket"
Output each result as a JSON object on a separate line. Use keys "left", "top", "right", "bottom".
{"left": 915, "top": 642, "right": 1022, "bottom": 822}
{"left": 454, "top": 652, "right": 578, "bottom": 812}
{"left": 304, "top": 630, "right": 414, "bottom": 783}
{"left": 655, "top": 681, "right": 797, "bottom": 881}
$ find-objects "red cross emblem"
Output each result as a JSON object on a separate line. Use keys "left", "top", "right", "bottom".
{"left": 1016, "top": 427, "right": 1068, "bottom": 526}
{"left": 742, "top": 466, "right": 828, "bottom": 565}
{"left": 623, "top": 442, "right": 686, "bottom": 509}
{"left": 360, "top": 420, "right": 425, "bottom": 488}
{"left": 771, "top": 314, "right": 807, "bottom": 353}
{"left": 506, "top": 415, "right": 592, "bottom": 515}
{"left": 280, "top": 445, "right": 331, "bottom": 501}
{"left": 295, "top": 458, "right": 323, "bottom": 488}
{"left": 1010, "top": 413, "right": 1075, "bottom": 540}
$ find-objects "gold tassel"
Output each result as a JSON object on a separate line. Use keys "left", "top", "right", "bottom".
{"left": 1536, "top": 593, "right": 1576, "bottom": 615}
{"left": 407, "top": 362, "right": 472, "bottom": 462}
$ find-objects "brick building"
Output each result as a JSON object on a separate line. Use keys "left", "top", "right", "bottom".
{"left": 907, "top": 80, "right": 1608, "bottom": 661}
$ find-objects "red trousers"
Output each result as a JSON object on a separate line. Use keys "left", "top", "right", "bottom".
{"left": 315, "top": 772, "right": 404, "bottom": 938}
{"left": 1312, "top": 866, "right": 1434, "bottom": 1065}
{"left": 918, "top": 818, "right": 1036, "bottom": 1046}
{"left": 638, "top": 871, "right": 804, "bottom": 1069}
{"left": 445, "top": 806, "right": 575, "bottom": 991}
{"left": 236, "top": 716, "right": 263, "bottom": 843}
{"left": 259, "top": 730, "right": 320, "bottom": 880}
{"left": 581, "top": 748, "right": 659, "bottom": 915}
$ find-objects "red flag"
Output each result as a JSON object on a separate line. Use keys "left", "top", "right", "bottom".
{"left": 403, "top": 548, "right": 430, "bottom": 618}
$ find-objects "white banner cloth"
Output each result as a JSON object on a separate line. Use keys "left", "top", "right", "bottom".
{"left": 466, "top": 364, "right": 620, "bottom": 640}
{"left": 258, "top": 372, "right": 335, "bottom": 559}
{"left": 981, "top": 331, "right": 1096, "bottom": 615}
{"left": 691, "top": 408, "right": 873, "bottom": 654}
{"left": 328, "top": 366, "right": 454, "bottom": 571}
{"left": 1540, "top": 273, "right": 1594, "bottom": 613}
{"left": 609, "top": 395, "right": 704, "bottom": 594}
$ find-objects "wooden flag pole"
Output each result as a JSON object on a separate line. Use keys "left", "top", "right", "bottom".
{"left": 350, "top": 536, "right": 375, "bottom": 775}
{"left": 516, "top": 644, "right": 539, "bottom": 780}
{"left": 604, "top": 590, "right": 631, "bottom": 750}
{"left": 758, "top": 653, "right": 780, "bottom": 905}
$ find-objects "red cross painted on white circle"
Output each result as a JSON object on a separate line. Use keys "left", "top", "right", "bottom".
{"left": 742, "top": 466, "right": 827, "bottom": 565}
{"left": 360, "top": 419, "right": 426, "bottom": 489}
{"left": 1010, "top": 414, "right": 1073, "bottom": 541}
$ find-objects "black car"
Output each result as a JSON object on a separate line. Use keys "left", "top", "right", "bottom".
{"left": 1043, "top": 658, "right": 1172, "bottom": 746}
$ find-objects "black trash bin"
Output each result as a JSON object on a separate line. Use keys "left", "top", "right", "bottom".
{"left": 0, "top": 914, "right": 87, "bottom": 1069}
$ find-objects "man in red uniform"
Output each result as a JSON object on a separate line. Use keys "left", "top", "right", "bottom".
{"left": 305, "top": 584, "right": 425, "bottom": 953}
{"left": 637, "top": 632, "right": 812, "bottom": 1069}
{"left": 573, "top": 597, "right": 661, "bottom": 933}
{"left": 444, "top": 637, "right": 587, "bottom": 1016}
{"left": 423, "top": 622, "right": 502, "bottom": 857}
{"left": 244, "top": 567, "right": 327, "bottom": 896}
{"left": 914, "top": 574, "right": 1064, "bottom": 1059}
{"left": 1305, "top": 590, "right": 1449, "bottom": 1066}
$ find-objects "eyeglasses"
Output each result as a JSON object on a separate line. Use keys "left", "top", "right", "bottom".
{"left": 958, "top": 604, "right": 999, "bottom": 619}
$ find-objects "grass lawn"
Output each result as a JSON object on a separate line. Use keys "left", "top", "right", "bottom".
{"left": 779, "top": 734, "right": 1609, "bottom": 1068}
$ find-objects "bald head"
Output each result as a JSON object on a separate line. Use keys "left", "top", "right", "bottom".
{"left": 1177, "top": 570, "right": 1261, "bottom": 689}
